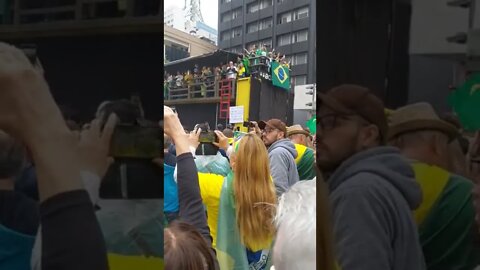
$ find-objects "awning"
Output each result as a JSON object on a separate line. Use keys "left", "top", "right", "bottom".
{"left": 164, "top": 49, "right": 241, "bottom": 74}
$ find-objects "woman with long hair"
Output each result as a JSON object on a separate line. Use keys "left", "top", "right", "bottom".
{"left": 209, "top": 133, "right": 277, "bottom": 270}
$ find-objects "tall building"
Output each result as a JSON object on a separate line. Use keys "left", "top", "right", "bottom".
{"left": 165, "top": 5, "right": 218, "bottom": 45}
{"left": 218, "top": 0, "right": 316, "bottom": 85}
{"left": 195, "top": 21, "right": 218, "bottom": 45}
{"left": 164, "top": 6, "right": 187, "bottom": 31}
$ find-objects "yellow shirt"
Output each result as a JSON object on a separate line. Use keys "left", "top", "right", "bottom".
{"left": 238, "top": 66, "right": 246, "bottom": 76}
{"left": 108, "top": 254, "right": 163, "bottom": 270}
{"left": 198, "top": 172, "right": 225, "bottom": 249}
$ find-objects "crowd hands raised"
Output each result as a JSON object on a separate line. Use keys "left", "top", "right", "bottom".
{"left": 164, "top": 107, "right": 317, "bottom": 270}
{"left": 0, "top": 42, "right": 163, "bottom": 270}
{"left": 164, "top": 44, "right": 291, "bottom": 100}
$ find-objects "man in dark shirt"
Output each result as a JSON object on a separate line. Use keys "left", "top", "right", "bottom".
{"left": 0, "top": 130, "right": 39, "bottom": 269}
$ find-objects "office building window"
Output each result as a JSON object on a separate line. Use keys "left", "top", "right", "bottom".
{"left": 221, "top": 30, "right": 231, "bottom": 41}
{"left": 260, "top": 38, "right": 272, "bottom": 48}
{"left": 278, "top": 12, "right": 292, "bottom": 24}
{"left": 232, "top": 27, "right": 242, "bottom": 38}
{"left": 247, "top": 2, "right": 259, "bottom": 13}
{"left": 259, "top": 0, "right": 273, "bottom": 9}
{"left": 247, "top": 21, "right": 258, "bottom": 33}
{"left": 294, "top": 6, "right": 309, "bottom": 20}
{"left": 221, "top": 0, "right": 232, "bottom": 3}
{"left": 277, "top": 34, "right": 291, "bottom": 46}
{"left": 292, "top": 53, "right": 308, "bottom": 65}
{"left": 278, "top": 0, "right": 286, "bottom": 3}
{"left": 229, "top": 46, "right": 242, "bottom": 53}
{"left": 294, "top": 30, "right": 308, "bottom": 42}
{"left": 259, "top": 17, "right": 273, "bottom": 30}
{"left": 293, "top": 75, "right": 307, "bottom": 86}
{"left": 221, "top": 11, "right": 231, "bottom": 22}
{"left": 232, "top": 8, "right": 242, "bottom": 19}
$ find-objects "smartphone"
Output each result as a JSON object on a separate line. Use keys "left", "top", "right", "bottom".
{"left": 109, "top": 125, "right": 162, "bottom": 159}
{"left": 199, "top": 131, "right": 217, "bottom": 143}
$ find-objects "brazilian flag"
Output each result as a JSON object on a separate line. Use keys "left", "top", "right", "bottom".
{"left": 271, "top": 61, "right": 290, "bottom": 91}
{"left": 448, "top": 72, "right": 480, "bottom": 131}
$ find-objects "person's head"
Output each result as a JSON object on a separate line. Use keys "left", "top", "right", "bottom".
{"left": 229, "top": 61, "right": 233, "bottom": 66}
{"left": 259, "top": 119, "right": 287, "bottom": 147}
{"left": 97, "top": 99, "right": 142, "bottom": 125}
{"left": 273, "top": 179, "right": 334, "bottom": 270}
{"left": 222, "top": 128, "right": 234, "bottom": 138}
{"left": 317, "top": 85, "right": 387, "bottom": 173}
{"left": 217, "top": 124, "right": 224, "bottom": 131}
{"left": 388, "top": 103, "right": 458, "bottom": 170}
{"left": 0, "top": 130, "right": 25, "bottom": 184}
{"left": 232, "top": 134, "right": 276, "bottom": 250}
{"left": 287, "top": 125, "right": 310, "bottom": 146}
{"left": 239, "top": 63, "right": 244, "bottom": 68}
{"left": 164, "top": 221, "right": 216, "bottom": 270}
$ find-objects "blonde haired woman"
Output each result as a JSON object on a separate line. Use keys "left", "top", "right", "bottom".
{"left": 198, "top": 133, "right": 277, "bottom": 270}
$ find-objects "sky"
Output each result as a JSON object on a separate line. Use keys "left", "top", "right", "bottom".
{"left": 164, "top": 0, "right": 219, "bottom": 30}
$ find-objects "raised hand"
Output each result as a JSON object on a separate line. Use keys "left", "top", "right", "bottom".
{"left": 213, "top": 130, "right": 229, "bottom": 151}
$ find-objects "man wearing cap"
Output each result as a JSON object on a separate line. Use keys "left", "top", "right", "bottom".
{"left": 287, "top": 125, "right": 315, "bottom": 181}
{"left": 388, "top": 102, "right": 480, "bottom": 270}
{"left": 317, "top": 84, "right": 425, "bottom": 270}
{"left": 258, "top": 119, "right": 299, "bottom": 195}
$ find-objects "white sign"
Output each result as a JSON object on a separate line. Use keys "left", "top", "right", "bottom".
{"left": 229, "top": 106, "right": 244, "bottom": 124}
{"left": 293, "top": 84, "right": 316, "bottom": 110}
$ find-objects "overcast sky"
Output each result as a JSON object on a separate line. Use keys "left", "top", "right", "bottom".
{"left": 164, "top": 0, "right": 219, "bottom": 30}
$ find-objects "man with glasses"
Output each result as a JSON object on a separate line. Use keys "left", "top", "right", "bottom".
{"left": 317, "top": 85, "right": 425, "bottom": 270}
{"left": 258, "top": 119, "right": 299, "bottom": 196}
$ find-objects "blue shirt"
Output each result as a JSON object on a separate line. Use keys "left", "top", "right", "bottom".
{"left": 246, "top": 249, "right": 269, "bottom": 270}
{"left": 164, "top": 163, "right": 179, "bottom": 213}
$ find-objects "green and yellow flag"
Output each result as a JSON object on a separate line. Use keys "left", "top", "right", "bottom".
{"left": 271, "top": 61, "right": 290, "bottom": 91}
{"left": 448, "top": 72, "right": 480, "bottom": 131}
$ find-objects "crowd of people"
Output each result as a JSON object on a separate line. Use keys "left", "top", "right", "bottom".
{"left": 164, "top": 109, "right": 316, "bottom": 269}
{"left": 163, "top": 44, "right": 292, "bottom": 100}
{"left": 5, "top": 37, "right": 480, "bottom": 270}
{"left": 164, "top": 82, "right": 480, "bottom": 270}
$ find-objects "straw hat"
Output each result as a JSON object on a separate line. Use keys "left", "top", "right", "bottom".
{"left": 287, "top": 124, "right": 310, "bottom": 137}
{"left": 388, "top": 102, "right": 459, "bottom": 141}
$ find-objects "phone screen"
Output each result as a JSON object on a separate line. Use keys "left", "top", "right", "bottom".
{"left": 110, "top": 125, "right": 162, "bottom": 158}
{"left": 199, "top": 131, "right": 216, "bottom": 143}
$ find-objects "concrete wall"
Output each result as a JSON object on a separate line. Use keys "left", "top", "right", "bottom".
{"left": 164, "top": 24, "right": 217, "bottom": 57}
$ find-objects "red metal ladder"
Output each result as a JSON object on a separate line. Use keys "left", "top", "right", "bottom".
{"left": 218, "top": 79, "right": 233, "bottom": 119}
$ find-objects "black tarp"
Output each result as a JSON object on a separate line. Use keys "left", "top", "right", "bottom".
{"left": 164, "top": 50, "right": 241, "bottom": 75}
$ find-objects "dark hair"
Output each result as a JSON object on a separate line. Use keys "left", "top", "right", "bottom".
{"left": 98, "top": 99, "right": 141, "bottom": 125}
{"left": 165, "top": 221, "right": 216, "bottom": 270}
{"left": 0, "top": 131, "right": 25, "bottom": 179}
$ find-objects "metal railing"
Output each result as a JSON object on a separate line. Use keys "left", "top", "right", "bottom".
{"left": 164, "top": 76, "right": 236, "bottom": 102}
